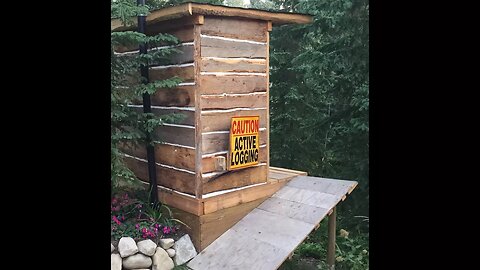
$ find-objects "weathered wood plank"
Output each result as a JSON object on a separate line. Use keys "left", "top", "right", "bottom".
{"left": 187, "top": 227, "right": 288, "bottom": 270}
{"left": 111, "top": 3, "right": 312, "bottom": 31}
{"left": 273, "top": 186, "right": 341, "bottom": 209}
{"left": 114, "top": 44, "right": 193, "bottom": 65}
{"left": 148, "top": 85, "right": 195, "bottom": 107}
{"left": 154, "top": 125, "right": 195, "bottom": 147}
{"left": 130, "top": 106, "right": 195, "bottom": 126}
{"left": 193, "top": 22, "right": 203, "bottom": 199}
{"left": 202, "top": 129, "right": 267, "bottom": 154}
{"left": 146, "top": 25, "right": 194, "bottom": 42}
{"left": 199, "top": 75, "right": 267, "bottom": 94}
{"left": 138, "top": 180, "right": 203, "bottom": 216}
{"left": 203, "top": 165, "right": 268, "bottom": 194}
{"left": 160, "top": 44, "right": 194, "bottom": 65}
{"left": 202, "top": 16, "right": 267, "bottom": 42}
{"left": 201, "top": 35, "right": 267, "bottom": 58}
{"left": 257, "top": 197, "right": 330, "bottom": 225}
{"left": 202, "top": 156, "right": 225, "bottom": 173}
{"left": 233, "top": 208, "right": 314, "bottom": 252}
{"left": 152, "top": 107, "right": 195, "bottom": 126}
{"left": 270, "top": 166, "right": 308, "bottom": 176}
{"left": 200, "top": 58, "right": 266, "bottom": 73}
{"left": 200, "top": 92, "right": 267, "bottom": 110}
{"left": 201, "top": 109, "right": 267, "bottom": 132}
{"left": 119, "top": 142, "right": 195, "bottom": 171}
{"left": 189, "top": 3, "right": 313, "bottom": 25}
{"left": 287, "top": 175, "right": 355, "bottom": 196}
{"left": 170, "top": 207, "right": 202, "bottom": 249}
{"left": 266, "top": 29, "right": 270, "bottom": 170}
{"left": 203, "top": 179, "right": 286, "bottom": 214}
{"left": 199, "top": 197, "right": 268, "bottom": 250}
{"left": 149, "top": 65, "right": 195, "bottom": 82}
{"left": 123, "top": 156, "right": 196, "bottom": 195}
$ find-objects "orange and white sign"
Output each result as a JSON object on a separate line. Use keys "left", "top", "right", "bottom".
{"left": 228, "top": 116, "right": 260, "bottom": 170}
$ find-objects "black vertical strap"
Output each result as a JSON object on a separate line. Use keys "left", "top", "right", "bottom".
{"left": 137, "top": 0, "right": 159, "bottom": 204}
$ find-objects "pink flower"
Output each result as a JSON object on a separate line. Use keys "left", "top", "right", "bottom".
{"left": 112, "top": 216, "right": 121, "bottom": 225}
{"left": 163, "top": 226, "right": 171, "bottom": 234}
{"left": 135, "top": 224, "right": 140, "bottom": 229}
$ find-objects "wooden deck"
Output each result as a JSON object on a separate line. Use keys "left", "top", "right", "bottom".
{"left": 187, "top": 175, "right": 358, "bottom": 270}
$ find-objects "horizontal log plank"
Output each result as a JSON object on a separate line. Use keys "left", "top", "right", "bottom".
{"left": 123, "top": 155, "right": 196, "bottom": 195}
{"left": 200, "top": 92, "right": 267, "bottom": 109}
{"left": 146, "top": 25, "right": 194, "bottom": 42}
{"left": 202, "top": 129, "right": 267, "bottom": 154}
{"left": 202, "top": 16, "right": 267, "bottom": 42}
{"left": 130, "top": 106, "right": 195, "bottom": 126}
{"left": 199, "top": 75, "right": 267, "bottom": 94}
{"left": 148, "top": 85, "right": 195, "bottom": 107}
{"left": 119, "top": 142, "right": 195, "bottom": 171}
{"left": 154, "top": 125, "right": 195, "bottom": 147}
{"left": 201, "top": 35, "right": 267, "bottom": 58}
{"left": 202, "top": 165, "right": 268, "bottom": 194}
{"left": 152, "top": 107, "right": 195, "bottom": 125}
{"left": 201, "top": 109, "right": 267, "bottom": 132}
{"left": 149, "top": 65, "right": 195, "bottom": 83}
{"left": 200, "top": 58, "right": 266, "bottom": 73}
{"left": 114, "top": 44, "right": 193, "bottom": 66}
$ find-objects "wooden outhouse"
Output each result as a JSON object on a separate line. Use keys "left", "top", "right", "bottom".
{"left": 112, "top": 2, "right": 312, "bottom": 251}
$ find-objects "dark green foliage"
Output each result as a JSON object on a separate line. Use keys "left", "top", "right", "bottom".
{"left": 111, "top": 1, "right": 184, "bottom": 189}
{"left": 267, "top": 0, "right": 369, "bottom": 220}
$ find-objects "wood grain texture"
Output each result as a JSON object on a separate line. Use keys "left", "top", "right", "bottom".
{"left": 151, "top": 107, "right": 195, "bottom": 125}
{"left": 149, "top": 65, "right": 195, "bottom": 82}
{"left": 148, "top": 85, "right": 195, "bottom": 107}
{"left": 187, "top": 225, "right": 289, "bottom": 270}
{"left": 188, "top": 175, "right": 357, "bottom": 270}
{"left": 146, "top": 25, "right": 194, "bottom": 42}
{"left": 233, "top": 208, "right": 314, "bottom": 252}
{"left": 200, "top": 92, "right": 267, "bottom": 110}
{"left": 201, "top": 109, "right": 267, "bottom": 132}
{"left": 270, "top": 166, "right": 308, "bottom": 176}
{"left": 287, "top": 175, "right": 355, "bottom": 196}
{"left": 199, "top": 75, "right": 267, "bottom": 94}
{"left": 163, "top": 44, "right": 194, "bottom": 65}
{"left": 203, "top": 177, "right": 285, "bottom": 214}
{"left": 202, "top": 16, "right": 267, "bottom": 42}
{"left": 112, "top": 2, "right": 312, "bottom": 31}
{"left": 199, "top": 197, "right": 268, "bottom": 251}
{"left": 123, "top": 156, "right": 196, "bottom": 195}
{"left": 273, "top": 186, "right": 341, "bottom": 209}
{"left": 257, "top": 197, "right": 330, "bottom": 225}
{"left": 193, "top": 22, "right": 203, "bottom": 199}
{"left": 170, "top": 207, "right": 202, "bottom": 249}
{"left": 266, "top": 29, "right": 270, "bottom": 171}
{"left": 155, "top": 125, "right": 195, "bottom": 147}
{"left": 202, "top": 129, "right": 267, "bottom": 154}
{"left": 200, "top": 57, "right": 266, "bottom": 73}
{"left": 202, "top": 165, "right": 268, "bottom": 194}
{"left": 201, "top": 35, "right": 267, "bottom": 58}
{"left": 114, "top": 44, "right": 193, "bottom": 65}
{"left": 119, "top": 142, "right": 195, "bottom": 171}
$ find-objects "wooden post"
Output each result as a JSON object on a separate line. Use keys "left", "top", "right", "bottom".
{"left": 327, "top": 207, "right": 336, "bottom": 270}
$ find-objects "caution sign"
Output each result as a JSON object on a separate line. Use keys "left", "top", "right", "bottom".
{"left": 228, "top": 116, "right": 260, "bottom": 170}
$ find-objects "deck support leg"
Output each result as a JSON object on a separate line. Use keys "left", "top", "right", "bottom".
{"left": 327, "top": 207, "right": 336, "bottom": 270}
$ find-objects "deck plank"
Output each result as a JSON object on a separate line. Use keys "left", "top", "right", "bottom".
{"left": 257, "top": 197, "right": 330, "bottom": 225}
{"left": 187, "top": 175, "right": 358, "bottom": 270}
